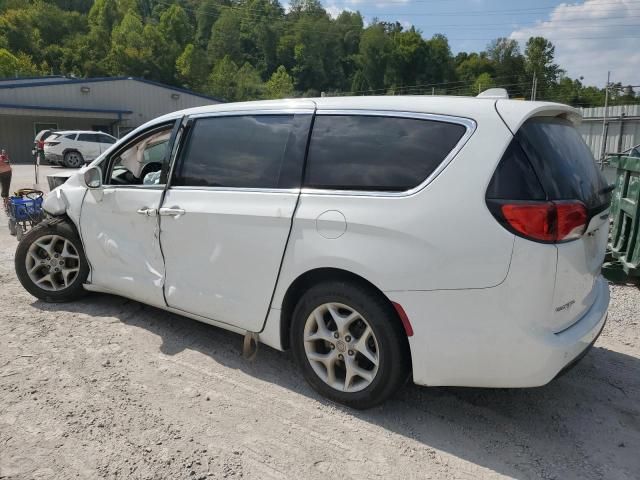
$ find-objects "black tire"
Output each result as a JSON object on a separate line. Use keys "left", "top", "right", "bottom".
{"left": 15, "top": 218, "right": 89, "bottom": 302}
{"left": 8, "top": 218, "right": 16, "bottom": 236}
{"left": 290, "top": 280, "right": 410, "bottom": 409}
{"left": 63, "top": 150, "right": 84, "bottom": 168}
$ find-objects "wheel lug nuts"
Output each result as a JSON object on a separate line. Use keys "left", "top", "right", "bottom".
{"left": 333, "top": 332, "right": 339, "bottom": 339}
{"left": 338, "top": 354, "right": 343, "bottom": 360}
{"left": 345, "top": 335, "right": 351, "bottom": 342}
{"left": 348, "top": 350, "right": 354, "bottom": 356}
{"left": 330, "top": 344, "right": 335, "bottom": 349}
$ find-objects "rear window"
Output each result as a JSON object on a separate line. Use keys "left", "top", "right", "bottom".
{"left": 77, "top": 133, "right": 99, "bottom": 142}
{"left": 304, "top": 115, "right": 467, "bottom": 191}
{"left": 516, "top": 117, "right": 610, "bottom": 210}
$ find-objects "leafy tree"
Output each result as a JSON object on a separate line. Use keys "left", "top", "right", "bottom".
{"left": 265, "top": 65, "right": 294, "bottom": 98}
{"left": 424, "top": 34, "right": 455, "bottom": 85}
{"left": 206, "top": 55, "right": 238, "bottom": 100}
{"left": 356, "top": 23, "right": 391, "bottom": 91}
{"left": 525, "top": 36, "right": 562, "bottom": 99}
{"left": 207, "top": 9, "right": 242, "bottom": 65}
{"left": 0, "top": 48, "right": 39, "bottom": 77}
{"left": 176, "top": 43, "right": 208, "bottom": 90}
{"left": 107, "top": 11, "right": 152, "bottom": 77}
{"left": 473, "top": 72, "right": 495, "bottom": 94}
{"left": 387, "top": 27, "right": 428, "bottom": 89}
{"left": 235, "top": 62, "right": 264, "bottom": 100}
{"left": 487, "top": 37, "right": 526, "bottom": 96}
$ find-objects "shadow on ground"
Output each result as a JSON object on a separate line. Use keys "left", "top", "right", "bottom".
{"left": 33, "top": 293, "right": 640, "bottom": 479}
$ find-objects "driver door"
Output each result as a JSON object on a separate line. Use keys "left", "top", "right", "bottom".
{"left": 80, "top": 120, "right": 180, "bottom": 307}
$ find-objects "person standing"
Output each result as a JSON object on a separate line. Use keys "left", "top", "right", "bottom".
{"left": 0, "top": 149, "right": 12, "bottom": 211}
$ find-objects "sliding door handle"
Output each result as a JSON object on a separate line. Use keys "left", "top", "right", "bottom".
{"left": 159, "top": 207, "right": 186, "bottom": 218}
{"left": 136, "top": 207, "right": 157, "bottom": 217}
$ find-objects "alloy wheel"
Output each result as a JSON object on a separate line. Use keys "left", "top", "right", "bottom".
{"left": 303, "top": 302, "right": 380, "bottom": 393}
{"left": 25, "top": 234, "right": 81, "bottom": 291}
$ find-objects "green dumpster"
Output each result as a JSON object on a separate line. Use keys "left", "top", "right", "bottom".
{"left": 605, "top": 149, "right": 640, "bottom": 279}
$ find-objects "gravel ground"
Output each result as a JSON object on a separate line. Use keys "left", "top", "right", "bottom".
{"left": 1, "top": 165, "right": 639, "bottom": 479}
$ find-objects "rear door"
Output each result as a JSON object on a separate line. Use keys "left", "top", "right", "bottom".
{"left": 516, "top": 117, "right": 612, "bottom": 331}
{"left": 97, "top": 133, "right": 117, "bottom": 154}
{"left": 159, "top": 108, "right": 314, "bottom": 331}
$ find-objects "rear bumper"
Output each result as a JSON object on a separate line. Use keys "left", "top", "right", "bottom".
{"left": 388, "top": 275, "right": 609, "bottom": 388}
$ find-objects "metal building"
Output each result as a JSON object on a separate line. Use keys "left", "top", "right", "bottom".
{"left": 578, "top": 104, "right": 640, "bottom": 183}
{"left": 0, "top": 76, "right": 222, "bottom": 163}
{"left": 579, "top": 104, "right": 640, "bottom": 156}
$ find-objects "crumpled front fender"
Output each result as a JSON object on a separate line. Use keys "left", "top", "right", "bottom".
{"left": 42, "top": 187, "right": 68, "bottom": 216}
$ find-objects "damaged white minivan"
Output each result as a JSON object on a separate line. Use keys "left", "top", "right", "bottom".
{"left": 15, "top": 94, "right": 612, "bottom": 408}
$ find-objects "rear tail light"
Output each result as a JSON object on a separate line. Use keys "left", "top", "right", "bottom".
{"left": 45, "top": 141, "right": 60, "bottom": 146}
{"left": 492, "top": 200, "right": 587, "bottom": 243}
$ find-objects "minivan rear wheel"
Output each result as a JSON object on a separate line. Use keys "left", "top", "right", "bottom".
{"left": 291, "top": 281, "right": 409, "bottom": 409}
{"left": 63, "top": 151, "right": 84, "bottom": 168}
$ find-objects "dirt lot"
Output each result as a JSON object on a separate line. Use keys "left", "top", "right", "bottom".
{"left": 1, "top": 165, "right": 639, "bottom": 479}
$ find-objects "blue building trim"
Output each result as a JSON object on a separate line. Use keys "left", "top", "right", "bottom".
{"left": 0, "top": 103, "right": 132, "bottom": 114}
{"left": 0, "top": 76, "right": 224, "bottom": 103}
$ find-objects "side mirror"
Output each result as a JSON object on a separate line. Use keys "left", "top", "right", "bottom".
{"left": 83, "top": 166, "right": 103, "bottom": 189}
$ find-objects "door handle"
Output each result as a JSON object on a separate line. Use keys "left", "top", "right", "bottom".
{"left": 136, "top": 207, "right": 157, "bottom": 217}
{"left": 159, "top": 207, "right": 186, "bottom": 217}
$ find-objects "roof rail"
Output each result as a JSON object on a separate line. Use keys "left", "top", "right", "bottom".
{"left": 477, "top": 88, "right": 509, "bottom": 99}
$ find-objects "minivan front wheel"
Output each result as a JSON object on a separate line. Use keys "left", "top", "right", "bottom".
{"left": 291, "top": 281, "right": 409, "bottom": 409}
{"left": 15, "top": 219, "right": 89, "bottom": 302}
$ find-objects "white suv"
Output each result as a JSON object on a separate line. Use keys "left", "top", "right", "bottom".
{"left": 15, "top": 96, "right": 611, "bottom": 408}
{"left": 44, "top": 130, "right": 116, "bottom": 167}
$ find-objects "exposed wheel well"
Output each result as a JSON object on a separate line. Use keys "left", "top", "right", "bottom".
{"left": 279, "top": 267, "right": 412, "bottom": 364}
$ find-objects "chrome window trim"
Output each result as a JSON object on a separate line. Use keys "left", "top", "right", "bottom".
{"left": 168, "top": 186, "right": 300, "bottom": 194}
{"left": 188, "top": 108, "right": 315, "bottom": 119}
{"left": 302, "top": 109, "right": 477, "bottom": 198}
{"left": 101, "top": 184, "right": 165, "bottom": 191}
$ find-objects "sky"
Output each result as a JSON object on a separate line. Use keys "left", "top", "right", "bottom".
{"left": 314, "top": 0, "right": 640, "bottom": 87}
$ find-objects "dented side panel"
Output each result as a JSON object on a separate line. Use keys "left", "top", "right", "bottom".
{"left": 79, "top": 187, "right": 167, "bottom": 308}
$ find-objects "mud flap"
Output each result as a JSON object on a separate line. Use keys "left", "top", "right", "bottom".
{"left": 242, "top": 332, "right": 259, "bottom": 362}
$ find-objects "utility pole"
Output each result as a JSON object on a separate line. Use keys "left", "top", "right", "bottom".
{"left": 599, "top": 70, "right": 611, "bottom": 169}
{"left": 531, "top": 73, "right": 537, "bottom": 101}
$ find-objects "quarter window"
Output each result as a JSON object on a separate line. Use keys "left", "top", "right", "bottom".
{"left": 304, "top": 115, "right": 467, "bottom": 191}
{"left": 173, "top": 115, "right": 310, "bottom": 189}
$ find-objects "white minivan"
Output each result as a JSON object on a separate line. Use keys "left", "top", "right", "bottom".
{"left": 15, "top": 95, "right": 611, "bottom": 408}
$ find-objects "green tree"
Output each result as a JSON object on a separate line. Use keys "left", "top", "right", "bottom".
{"left": 207, "top": 9, "right": 243, "bottom": 65}
{"left": 206, "top": 55, "right": 238, "bottom": 100}
{"left": 486, "top": 37, "right": 526, "bottom": 96}
{"left": 107, "top": 11, "right": 152, "bottom": 76}
{"left": 0, "top": 48, "right": 39, "bottom": 77}
{"left": 265, "top": 65, "right": 294, "bottom": 98}
{"left": 356, "top": 23, "right": 391, "bottom": 91}
{"left": 235, "top": 62, "right": 264, "bottom": 100}
{"left": 176, "top": 43, "right": 208, "bottom": 90}
{"left": 524, "top": 36, "right": 562, "bottom": 99}
{"left": 387, "top": 27, "right": 429, "bottom": 90}
{"left": 473, "top": 72, "right": 495, "bottom": 94}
